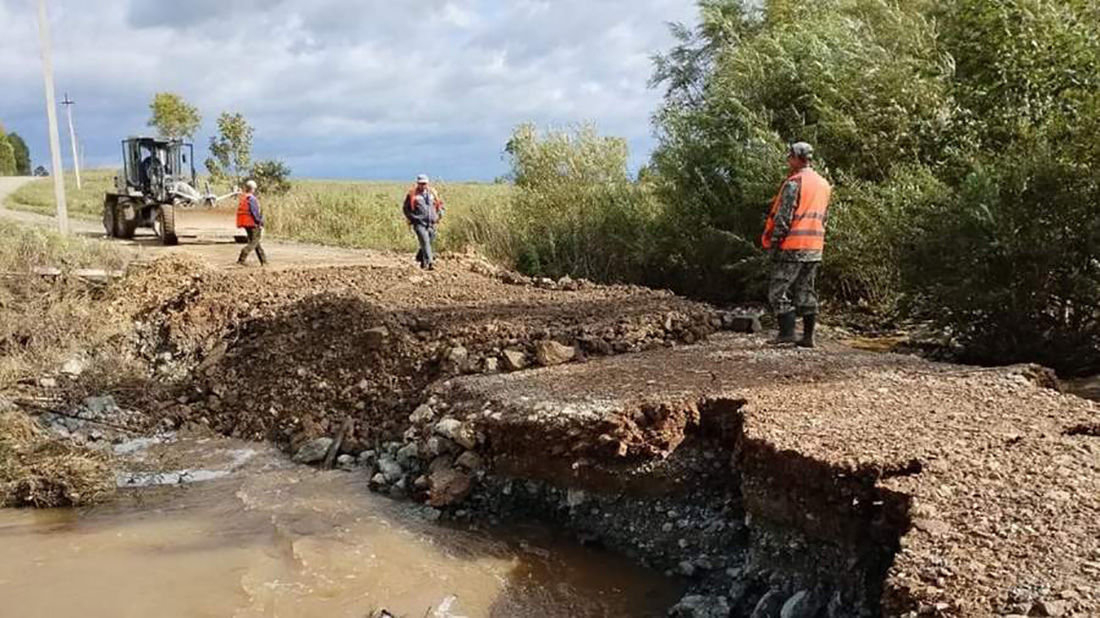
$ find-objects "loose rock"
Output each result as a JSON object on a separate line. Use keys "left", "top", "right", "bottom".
{"left": 502, "top": 349, "right": 527, "bottom": 371}
{"left": 292, "top": 437, "right": 334, "bottom": 464}
{"left": 535, "top": 340, "right": 575, "bottom": 366}
{"left": 428, "top": 467, "right": 472, "bottom": 507}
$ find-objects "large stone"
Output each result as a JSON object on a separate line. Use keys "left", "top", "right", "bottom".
{"left": 409, "top": 403, "right": 434, "bottom": 424}
{"left": 428, "top": 467, "right": 472, "bottom": 507}
{"left": 434, "top": 418, "right": 476, "bottom": 450}
{"left": 396, "top": 443, "right": 420, "bottom": 468}
{"left": 378, "top": 455, "right": 404, "bottom": 483}
{"left": 751, "top": 590, "right": 784, "bottom": 618}
{"left": 535, "top": 340, "right": 575, "bottom": 366}
{"left": 781, "top": 591, "right": 818, "bottom": 618}
{"left": 336, "top": 454, "right": 356, "bottom": 470}
{"left": 723, "top": 313, "right": 763, "bottom": 333}
{"left": 293, "top": 437, "right": 334, "bottom": 464}
{"left": 455, "top": 451, "right": 484, "bottom": 472}
{"left": 444, "top": 346, "right": 469, "bottom": 371}
{"left": 668, "top": 595, "right": 732, "bottom": 618}
{"left": 501, "top": 349, "right": 527, "bottom": 371}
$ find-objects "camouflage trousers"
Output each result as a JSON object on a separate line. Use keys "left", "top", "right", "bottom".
{"left": 768, "top": 261, "right": 820, "bottom": 316}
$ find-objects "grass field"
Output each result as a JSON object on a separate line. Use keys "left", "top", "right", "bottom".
{"left": 4, "top": 171, "right": 515, "bottom": 256}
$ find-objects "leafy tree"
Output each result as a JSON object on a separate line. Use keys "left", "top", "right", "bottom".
{"left": 648, "top": 0, "right": 957, "bottom": 305}
{"left": 249, "top": 159, "right": 292, "bottom": 195}
{"left": 503, "top": 123, "right": 655, "bottom": 281}
{"left": 6, "top": 132, "right": 30, "bottom": 176}
{"left": 644, "top": 0, "right": 1100, "bottom": 372}
{"left": 205, "top": 112, "right": 253, "bottom": 186}
{"left": 0, "top": 123, "right": 16, "bottom": 176}
{"left": 147, "top": 93, "right": 201, "bottom": 140}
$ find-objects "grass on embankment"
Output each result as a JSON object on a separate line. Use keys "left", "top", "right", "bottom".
{"left": 4, "top": 170, "right": 113, "bottom": 220}
{"left": 4, "top": 171, "right": 515, "bottom": 255}
{"left": 0, "top": 218, "right": 130, "bottom": 388}
{"left": 0, "top": 220, "right": 126, "bottom": 507}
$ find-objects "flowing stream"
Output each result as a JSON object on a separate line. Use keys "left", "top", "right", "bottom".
{"left": 0, "top": 435, "right": 681, "bottom": 618}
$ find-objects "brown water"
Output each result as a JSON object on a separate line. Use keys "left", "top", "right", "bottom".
{"left": 0, "top": 437, "right": 680, "bottom": 618}
{"left": 1065, "top": 374, "right": 1100, "bottom": 402}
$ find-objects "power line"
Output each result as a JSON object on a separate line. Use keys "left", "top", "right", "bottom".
{"left": 34, "top": 0, "right": 68, "bottom": 235}
{"left": 60, "top": 93, "right": 81, "bottom": 190}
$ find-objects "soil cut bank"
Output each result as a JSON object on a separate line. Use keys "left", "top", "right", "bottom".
{"left": 7, "top": 251, "right": 1099, "bottom": 617}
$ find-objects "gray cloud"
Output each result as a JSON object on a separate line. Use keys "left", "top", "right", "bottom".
{"left": 0, "top": 0, "right": 697, "bottom": 180}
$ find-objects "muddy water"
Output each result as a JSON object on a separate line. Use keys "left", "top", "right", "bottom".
{"left": 1065, "top": 374, "right": 1100, "bottom": 402}
{"left": 0, "top": 437, "right": 680, "bottom": 618}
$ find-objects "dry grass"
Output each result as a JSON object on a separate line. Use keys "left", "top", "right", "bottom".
{"left": 258, "top": 178, "right": 512, "bottom": 253}
{"left": 0, "top": 410, "right": 114, "bottom": 507}
{"left": 0, "top": 220, "right": 132, "bottom": 390}
{"left": 4, "top": 171, "right": 515, "bottom": 254}
{"left": 3, "top": 170, "right": 113, "bottom": 220}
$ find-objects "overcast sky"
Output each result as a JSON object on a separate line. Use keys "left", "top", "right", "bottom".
{"left": 0, "top": 0, "right": 699, "bottom": 181}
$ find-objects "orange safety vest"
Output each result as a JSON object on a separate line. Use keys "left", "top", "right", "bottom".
{"left": 404, "top": 186, "right": 444, "bottom": 223}
{"left": 237, "top": 193, "right": 257, "bottom": 228}
{"left": 761, "top": 168, "right": 831, "bottom": 252}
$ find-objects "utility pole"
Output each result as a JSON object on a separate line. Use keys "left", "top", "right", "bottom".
{"left": 35, "top": 0, "right": 68, "bottom": 235}
{"left": 60, "top": 93, "right": 81, "bottom": 190}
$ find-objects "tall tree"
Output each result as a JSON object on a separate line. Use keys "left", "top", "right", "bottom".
{"left": 0, "top": 123, "right": 16, "bottom": 176}
{"left": 205, "top": 112, "right": 253, "bottom": 185}
{"left": 6, "top": 132, "right": 31, "bottom": 176}
{"left": 147, "top": 92, "right": 202, "bottom": 140}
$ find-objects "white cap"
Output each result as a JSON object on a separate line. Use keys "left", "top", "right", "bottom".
{"left": 245, "top": 179, "right": 258, "bottom": 190}
{"left": 416, "top": 174, "right": 429, "bottom": 184}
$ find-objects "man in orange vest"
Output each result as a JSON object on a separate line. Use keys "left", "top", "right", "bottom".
{"left": 236, "top": 179, "right": 267, "bottom": 266}
{"left": 761, "top": 142, "right": 832, "bottom": 347}
{"left": 402, "top": 174, "right": 444, "bottom": 270}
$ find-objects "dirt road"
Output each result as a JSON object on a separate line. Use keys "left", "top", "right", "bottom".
{"left": 0, "top": 177, "right": 393, "bottom": 270}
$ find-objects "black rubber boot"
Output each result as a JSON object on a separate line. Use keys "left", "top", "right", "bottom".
{"left": 798, "top": 314, "right": 817, "bottom": 348}
{"left": 772, "top": 312, "right": 797, "bottom": 344}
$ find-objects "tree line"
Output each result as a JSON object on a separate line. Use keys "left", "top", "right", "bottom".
{"left": 483, "top": 0, "right": 1100, "bottom": 375}
{"left": 0, "top": 122, "right": 32, "bottom": 176}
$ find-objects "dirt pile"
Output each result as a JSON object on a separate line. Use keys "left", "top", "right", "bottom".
{"left": 100, "top": 255, "right": 727, "bottom": 455}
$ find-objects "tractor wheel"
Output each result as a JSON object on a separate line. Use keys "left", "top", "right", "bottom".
{"left": 155, "top": 204, "right": 178, "bottom": 246}
{"left": 103, "top": 195, "right": 118, "bottom": 237}
{"left": 116, "top": 198, "right": 138, "bottom": 239}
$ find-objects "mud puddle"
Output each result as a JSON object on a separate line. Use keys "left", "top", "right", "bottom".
{"left": 0, "top": 436, "right": 681, "bottom": 617}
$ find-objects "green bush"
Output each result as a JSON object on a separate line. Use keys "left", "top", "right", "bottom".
{"left": 647, "top": 0, "right": 958, "bottom": 304}
{"left": 487, "top": 124, "right": 658, "bottom": 282}
{"left": 640, "top": 0, "right": 1100, "bottom": 373}
{"left": 250, "top": 159, "right": 292, "bottom": 195}
{"left": 904, "top": 141, "right": 1100, "bottom": 374}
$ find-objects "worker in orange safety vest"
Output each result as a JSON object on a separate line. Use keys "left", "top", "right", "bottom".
{"left": 236, "top": 179, "right": 267, "bottom": 266}
{"left": 761, "top": 142, "right": 832, "bottom": 347}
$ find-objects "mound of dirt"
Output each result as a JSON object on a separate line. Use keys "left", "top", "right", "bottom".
{"left": 103, "top": 255, "right": 723, "bottom": 453}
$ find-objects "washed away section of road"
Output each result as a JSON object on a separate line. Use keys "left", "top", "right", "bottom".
{"left": 404, "top": 335, "right": 1100, "bottom": 617}
{"left": 13, "top": 254, "right": 1099, "bottom": 616}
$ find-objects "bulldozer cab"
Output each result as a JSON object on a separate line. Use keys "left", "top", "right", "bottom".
{"left": 120, "top": 137, "right": 195, "bottom": 201}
